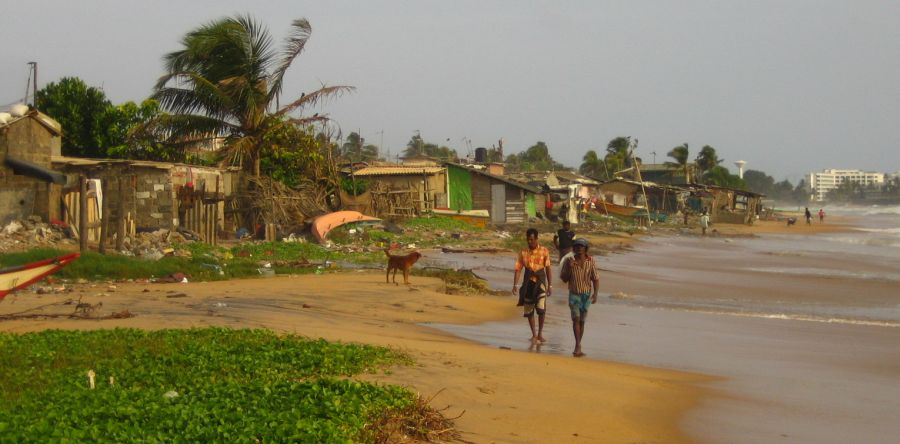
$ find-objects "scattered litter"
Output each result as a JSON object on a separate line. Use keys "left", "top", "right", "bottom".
{"left": 87, "top": 369, "right": 96, "bottom": 389}
{"left": 166, "top": 293, "right": 188, "bottom": 299}
{"left": 302, "top": 303, "right": 312, "bottom": 308}
{"left": 163, "top": 390, "right": 179, "bottom": 399}
{"left": 213, "top": 302, "right": 227, "bottom": 308}
{"left": 499, "top": 346, "right": 511, "bottom": 350}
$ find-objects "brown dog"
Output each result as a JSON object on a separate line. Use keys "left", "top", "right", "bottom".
{"left": 385, "top": 249, "right": 422, "bottom": 285}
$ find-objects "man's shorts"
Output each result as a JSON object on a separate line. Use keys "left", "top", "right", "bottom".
{"left": 568, "top": 292, "right": 592, "bottom": 320}
{"left": 523, "top": 295, "right": 546, "bottom": 317}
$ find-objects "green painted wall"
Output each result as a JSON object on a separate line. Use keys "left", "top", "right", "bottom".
{"left": 447, "top": 165, "right": 473, "bottom": 210}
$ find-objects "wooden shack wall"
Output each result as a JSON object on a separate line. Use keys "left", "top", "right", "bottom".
{"left": 359, "top": 172, "right": 446, "bottom": 211}
{"left": 471, "top": 174, "right": 493, "bottom": 211}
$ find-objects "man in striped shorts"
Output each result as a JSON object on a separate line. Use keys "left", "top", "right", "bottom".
{"left": 559, "top": 238, "right": 599, "bottom": 357}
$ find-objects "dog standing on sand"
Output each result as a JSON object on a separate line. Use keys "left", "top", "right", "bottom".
{"left": 385, "top": 249, "right": 422, "bottom": 285}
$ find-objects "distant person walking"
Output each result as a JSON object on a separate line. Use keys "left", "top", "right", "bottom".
{"left": 560, "top": 238, "right": 599, "bottom": 357}
{"left": 818, "top": 208, "right": 825, "bottom": 223}
{"left": 699, "top": 211, "right": 710, "bottom": 236}
{"left": 805, "top": 207, "right": 812, "bottom": 226}
{"left": 553, "top": 220, "right": 575, "bottom": 265}
{"left": 513, "top": 228, "right": 552, "bottom": 344}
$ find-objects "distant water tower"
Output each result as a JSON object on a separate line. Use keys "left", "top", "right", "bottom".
{"left": 734, "top": 160, "right": 746, "bottom": 179}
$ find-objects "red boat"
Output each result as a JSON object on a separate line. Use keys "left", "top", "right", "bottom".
{"left": 0, "top": 252, "right": 80, "bottom": 300}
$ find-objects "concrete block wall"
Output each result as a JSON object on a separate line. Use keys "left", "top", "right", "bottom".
{"left": 132, "top": 168, "right": 176, "bottom": 229}
{"left": 0, "top": 117, "right": 59, "bottom": 222}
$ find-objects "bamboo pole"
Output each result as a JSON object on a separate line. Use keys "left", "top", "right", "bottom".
{"left": 115, "top": 177, "right": 126, "bottom": 251}
{"left": 98, "top": 175, "right": 110, "bottom": 254}
{"left": 79, "top": 176, "right": 88, "bottom": 252}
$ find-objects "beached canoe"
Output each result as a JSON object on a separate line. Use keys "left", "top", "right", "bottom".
{"left": 0, "top": 252, "right": 80, "bottom": 300}
{"left": 311, "top": 211, "right": 381, "bottom": 243}
{"left": 599, "top": 201, "right": 648, "bottom": 218}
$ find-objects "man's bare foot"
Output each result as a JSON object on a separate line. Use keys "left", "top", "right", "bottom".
{"left": 573, "top": 350, "right": 585, "bottom": 357}
{"left": 530, "top": 336, "right": 539, "bottom": 343}
{"left": 537, "top": 336, "right": 547, "bottom": 343}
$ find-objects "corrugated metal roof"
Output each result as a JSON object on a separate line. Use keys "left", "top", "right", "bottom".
{"left": 351, "top": 166, "right": 444, "bottom": 176}
{"left": 51, "top": 156, "right": 221, "bottom": 173}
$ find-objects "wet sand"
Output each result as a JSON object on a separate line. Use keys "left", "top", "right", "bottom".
{"left": 430, "top": 218, "right": 900, "bottom": 443}
{"left": 0, "top": 272, "right": 706, "bottom": 444}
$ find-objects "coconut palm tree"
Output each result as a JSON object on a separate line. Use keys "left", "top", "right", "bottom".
{"left": 147, "top": 15, "right": 353, "bottom": 176}
{"left": 665, "top": 143, "right": 691, "bottom": 183}
{"left": 695, "top": 145, "right": 723, "bottom": 179}
{"left": 579, "top": 150, "right": 606, "bottom": 179}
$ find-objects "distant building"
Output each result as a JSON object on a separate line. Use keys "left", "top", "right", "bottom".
{"left": 806, "top": 169, "right": 885, "bottom": 201}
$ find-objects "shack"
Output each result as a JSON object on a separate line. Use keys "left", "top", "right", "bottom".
{"left": 344, "top": 164, "right": 446, "bottom": 217}
{"left": 597, "top": 178, "right": 684, "bottom": 219}
{"left": 685, "top": 184, "right": 764, "bottom": 224}
{"left": 0, "top": 108, "right": 65, "bottom": 224}
{"left": 445, "top": 163, "right": 540, "bottom": 224}
{"left": 52, "top": 156, "right": 226, "bottom": 244}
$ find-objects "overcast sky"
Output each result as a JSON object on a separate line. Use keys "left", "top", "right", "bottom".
{"left": 3, "top": 0, "right": 899, "bottom": 181}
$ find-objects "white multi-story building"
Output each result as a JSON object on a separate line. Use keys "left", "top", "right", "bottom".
{"left": 806, "top": 169, "right": 885, "bottom": 201}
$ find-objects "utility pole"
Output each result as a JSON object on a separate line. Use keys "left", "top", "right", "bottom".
{"left": 26, "top": 62, "right": 38, "bottom": 106}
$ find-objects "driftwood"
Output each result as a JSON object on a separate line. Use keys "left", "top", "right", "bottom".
{"left": 440, "top": 247, "right": 511, "bottom": 254}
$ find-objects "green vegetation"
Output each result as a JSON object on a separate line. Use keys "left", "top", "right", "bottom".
{"left": 401, "top": 215, "right": 484, "bottom": 233}
{"left": 0, "top": 328, "right": 419, "bottom": 442}
{"left": 0, "top": 241, "right": 385, "bottom": 283}
{"left": 147, "top": 15, "right": 352, "bottom": 176}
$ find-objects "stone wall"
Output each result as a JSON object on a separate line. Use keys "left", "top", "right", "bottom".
{"left": 0, "top": 116, "right": 61, "bottom": 223}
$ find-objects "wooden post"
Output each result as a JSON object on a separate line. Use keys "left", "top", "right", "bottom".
{"left": 115, "top": 177, "right": 126, "bottom": 251}
{"left": 79, "top": 176, "right": 88, "bottom": 252}
{"left": 98, "top": 176, "right": 111, "bottom": 254}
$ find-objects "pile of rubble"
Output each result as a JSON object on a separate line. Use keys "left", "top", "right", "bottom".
{"left": 119, "top": 228, "right": 202, "bottom": 260}
{"left": 0, "top": 217, "right": 76, "bottom": 253}
{"left": 0, "top": 217, "right": 205, "bottom": 260}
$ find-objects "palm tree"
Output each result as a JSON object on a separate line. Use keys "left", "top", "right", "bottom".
{"left": 665, "top": 143, "right": 691, "bottom": 183}
{"left": 603, "top": 136, "right": 634, "bottom": 178}
{"left": 695, "top": 145, "right": 722, "bottom": 179}
{"left": 147, "top": 15, "right": 353, "bottom": 176}
{"left": 341, "top": 132, "right": 379, "bottom": 162}
{"left": 579, "top": 150, "right": 606, "bottom": 179}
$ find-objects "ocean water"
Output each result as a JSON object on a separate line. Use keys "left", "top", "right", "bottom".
{"left": 424, "top": 205, "right": 900, "bottom": 443}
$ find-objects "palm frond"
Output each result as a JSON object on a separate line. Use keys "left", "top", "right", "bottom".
{"left": 138, "top": 114, "right": 237, "bottom": 146}
{"left": 267, "top": 18, "right": 312, "bottom": 104}
{"left": 275, "top": 85, "right": 356, "bottom": 116}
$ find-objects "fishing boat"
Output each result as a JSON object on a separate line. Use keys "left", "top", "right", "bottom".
{"left": 0, "top": 252, "right": 80, "bottom": 300}
{"left": 598, "top": 201, "right": 647, "bottom": 218}
{"left": 310, "top": 211, "right": 381, "bottom": 243}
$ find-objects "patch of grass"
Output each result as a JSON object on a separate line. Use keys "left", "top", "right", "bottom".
{"left": 0, "top": 328, "right": 422, "bottom": 443}
{"left": 400, "top": 215, "right": 485, "bottom": 232}
{"left": 0, "top": 244, "right": 385, "bottom": 283}
{"left": 0, "top": 248, "right": 224, "bottom": 282}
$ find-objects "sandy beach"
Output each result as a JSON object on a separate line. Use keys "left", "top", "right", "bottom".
{"left": 0, "top": 272, "right": 707, "bottom": 443}
{"left": 431, "top": 211, "right": 900, "bottom": 443}
{"left": 2, "top": 212, "right": 897, "bottom": 443}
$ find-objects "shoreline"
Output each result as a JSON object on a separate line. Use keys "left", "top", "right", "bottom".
{"left": 0, "top": 272, "right": 710, "bottom": 443}
{"left": 0, "top": 214, "right": 882, "bottom": 442}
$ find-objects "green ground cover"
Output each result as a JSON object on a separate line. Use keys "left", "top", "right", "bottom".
{"left": 0, "top": 328, "right": 417, "bottom": 443}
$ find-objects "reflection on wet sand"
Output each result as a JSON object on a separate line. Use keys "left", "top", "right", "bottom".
{"left": 425, "top": 230, "right": 900, "bottom": 443}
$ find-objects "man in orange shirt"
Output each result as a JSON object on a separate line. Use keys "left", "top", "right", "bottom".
{"left": 513, "top": 228, "right": 553, "bottom": 343}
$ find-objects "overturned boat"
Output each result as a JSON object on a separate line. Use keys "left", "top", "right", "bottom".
{"left": 0, "top": 252, "right": 80, "bottom": 300}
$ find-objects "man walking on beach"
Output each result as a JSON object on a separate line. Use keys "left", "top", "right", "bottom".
{"left": 818, "top": 208, "right": 825, "bottom": 223}
{"left": 553, "top": 220, "right": 575, "bottom": 265}
{"left": 513, "top": 228, "right": 552, "bottom": 344}
{"left": 805, "top": 207, "right": 812, "bottom": 225}
{"left": 560, "top": 238, "right": 599, "bottom": 357}
{"left": 699, "top": 211, "right": 710, "bottom": 236}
